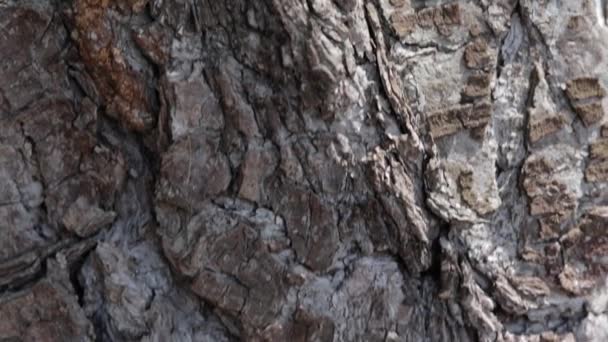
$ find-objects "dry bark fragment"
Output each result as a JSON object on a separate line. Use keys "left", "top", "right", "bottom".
{"left": 565, "top": 77, "right": 606, "bottom": 101}
{"left": 72, "top": 0, "right": 154, "bottom": 132}
{"left": 586, "top": 139, "right": 608, "bottom": 182}
{"left": 464, "top": 38, "right": 493, "bottom": 70}
{"left": 564, "top": 77, "right": 606, "bottom": 127}
{"left": 0, "top": 261, "right": 94, "bottom": 341}
{"left": 573, "top": 101, "right": 604, "bottom": 127}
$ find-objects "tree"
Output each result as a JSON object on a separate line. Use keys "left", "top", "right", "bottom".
{"left": 1, "top": 0, "right": 607, "bottom": 340}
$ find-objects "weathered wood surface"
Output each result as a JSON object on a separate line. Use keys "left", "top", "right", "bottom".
{"left": 1, "top": 0, "right": 608, "bottom": 341}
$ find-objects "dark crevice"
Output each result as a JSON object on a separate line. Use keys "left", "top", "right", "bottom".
{"left": 68, "top": 248, "right": 94, "bottom": 307}
{"left": 0, "top": 260, "right": 45, "bottom": 294}
{"left": 419, "top": 233, "right": 443, "bottom": 284}
{"left": 599, "top": 0, "right": 607, "bottom": 26}
{"left": 495, "top": 161, "right": 504, "bottom": 179}
{"left": 0, "top": 239, "right": 76, "bottom": 295}
{"left": 496, "top": 2, "right": 523, "bottom": 79}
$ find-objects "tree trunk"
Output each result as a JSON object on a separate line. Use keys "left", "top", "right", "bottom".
{"left": 1, "top": 0, "right": 607, "bottom": 341}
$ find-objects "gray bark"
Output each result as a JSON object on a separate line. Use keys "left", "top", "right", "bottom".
{"left": 1, "top": 0, "right": 607, "bottom": 341}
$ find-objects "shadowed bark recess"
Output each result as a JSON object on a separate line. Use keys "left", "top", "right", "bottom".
{"left": 2, "top": 0, "right": 608, "bottom": 341}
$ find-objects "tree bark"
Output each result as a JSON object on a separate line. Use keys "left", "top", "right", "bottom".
{"left": 1, "top": 0, "right": 608, "bottom": 341}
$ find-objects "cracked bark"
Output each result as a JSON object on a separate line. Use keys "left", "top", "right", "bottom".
{"left": 2, "top": 0, "right": 608, "bottom": 341}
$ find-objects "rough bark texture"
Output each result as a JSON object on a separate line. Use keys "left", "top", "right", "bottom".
{"left": 1, "top": 0, "right": 608, "bottom": 341}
